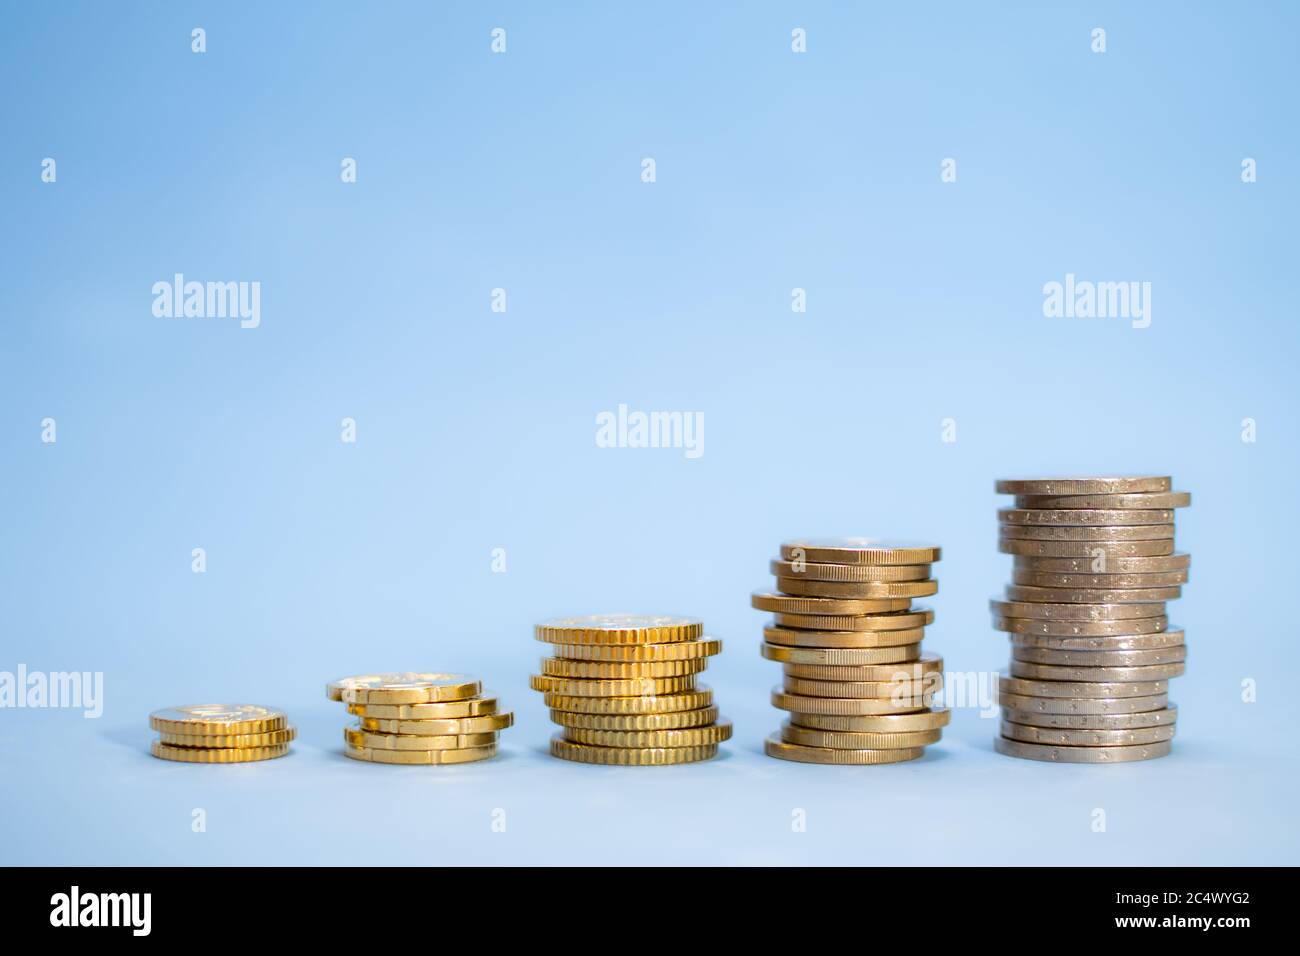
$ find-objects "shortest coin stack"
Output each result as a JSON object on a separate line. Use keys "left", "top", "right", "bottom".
{"left": 149, "top": 705, "right": 295, "bottom": 763}
{"left": 532, "top": 614, "right": 731, "bottom": 766}
{"left": 328, "top": 672, "right": 512, "bottom": 765}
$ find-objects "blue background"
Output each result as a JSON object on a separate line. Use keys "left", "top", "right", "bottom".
{"left": 2, "top": 1, "right": 1297, "bottom": 865}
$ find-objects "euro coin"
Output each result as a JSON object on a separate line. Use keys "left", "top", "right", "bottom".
{"left": 996, "top": 691, "right": 1168, "bottom": 715}
{"left": 768, "top": 559, "right": 931, "bottom": 582}
{"left": 1000, "top": 705, "right": 1177, "bottom": 730}
{"left": 995, "top": 477, "right": 1172, "bottom": 495}
{"left": 1000, "top": 720, "right": 1175, "bottom": 747}
{"left": 552, "top": 639, "right": 722, "bottom": 662}
{"left": 549, "top": 706, "right": 719, "bottom": 731}
{"left": 543, "top": 688, "right": 713, "bottom": 714}
{"left": 346, "top": 697, "right": 498, "bottom": 720}
{"left": 535, "top": 614, "right": 702, "bottom": 645}
{"left": 528, "top": 674, "right": 695, "bottom": 697}
{"left": 771, "top": 688, "right": 934, "bottom": 716}
{"left": 345, "top": 727, "right": 497, "bottom": 751}
{"left": 549, "top": 737, "right": 718, "bottom": 765}
{"left": 780, "top": 723, "right": 942, "bottom": 750}
{"left": 1008, "top": 629, "right": 1185, "bottom": 651}
{"left": 1005, "top": 584, "right": 1181, "bottom": 604}
{"left": 562, "top": 719, "right": 733, "bottom": 749}
{"left": 1011, "top": 645, "right": 1186, "bottom": 667}
{"left": 750, "top": 591, "right": 911, "bottom": 614}
{"left": 149, "top": 704, "right": 287, "bottom": 736}
{"left": 540, "top": 657, "right": 707, "bottom": 679}
{"left": 999, "top": 675, "right": 1167, "bottom": 698}
{"left": 790, "top": 709, "right": 951, "bottom": 733}
{"left": 761, "top": 642, "right": 924, "bottom": 665}
{"left": 993, "top": 615, "right": 1169, "bottom": 636}
{"left": 150, "top": 740, "right": 289, "bottom": 763}
{"left": 989, "top": 599, "right": 1165, "bottom": 621}
{"left": 999, "top": 508, "right": 1175, "bottom": 527}
{"left": 344, "top": 743, "right": 497, "bottom": 765}
{"left": 1012, "top": 568, "right": 1188, "bottom": 588}
{"left": 763, "top": 735, "right": 924, "bottom": 765}
{"left": 1013, "top": 491, "right": 1190, "bottom": 510}
{"left": 780, "top": 653, "right": 942, "bottom": 681}
{"left": 158, "top": 727, "right": 297, "bottom": 748}
{"left": 782, "top": 674, "right": 940, "bottom": 699}
{"left": 358, "top": 713, "right": 514, "bottom": 735}
{"left": 328, "top": 673, "right": 480, "bottom": 705}
{"left": 994, "top": 736, "right": 1171, "bottom": 763}
{"left": 763, "top": 626, "right": 925, "bottom": 650}
{"left": 1008, "top": 660, "right": 1186, "bottom": 682}
{"left": 1012, "top": 553, "right": 1189, "bottom": 572}
{"left": 778, "top": 538, "right": 942, "bottom": 566}
{"left": 999, "top": 524, "right": 1174, "bottom": 541}
{"left": 998, "top": 537, "right": 1175, "bottom": 557}
{"left": 773, "top": 608, "right": 933, "bottom": 632}
{"left": 776, "top": 576, "right": 938, "bottom": 599}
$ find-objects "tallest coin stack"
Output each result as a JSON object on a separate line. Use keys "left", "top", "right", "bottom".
{"left": 991, "top": 476, "right": 1190, "bottom": 763}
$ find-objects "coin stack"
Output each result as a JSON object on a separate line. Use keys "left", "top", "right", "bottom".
{"left": 530, "top": 615, "right": 731, "bottom": 766}
{"left": 149, "top": 704, "right": 295, "bottom": 763}
{"left": 753, "top": 538, "right": 949, "bottom": 765}
{"left": 992, "top": 476, "right": 1190, "bottom": 763}
{"left": 329, "top": 673, "right": 512, "bottom": 765}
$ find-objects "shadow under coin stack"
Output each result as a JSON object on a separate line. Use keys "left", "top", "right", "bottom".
{"left": 329, "top": 673, "right": 511, "bottom": 765}
{"left": 754, "top": 538, "right": 949, "bottom": 765}
{"left": 531, "top": 615, "right": 731, "bottom": 766}
{"left": 149, "top": 704, "right": 295, "bottom": 763}
{"left": 992, "top": 476, "right": 1190, "bottom": 763}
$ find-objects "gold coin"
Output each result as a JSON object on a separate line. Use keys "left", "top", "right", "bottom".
{"left": 528, "top": 674, "right": 695, "bottom": 697}
{"left": 764, "top": 736, "right": 925, "bottom": 765}
{"left": 344, "top": 727, "right": 497, "bottom": 751}
{"left": 763, "top": 626, "right": 925, "bottom": 650}
{"left": 1008, "top": 660, "right": 1186, "bottom": 682}
{"left": 540, "top": 657, "right": 707, "bottom": 679}
{"left": 994, "top": 736, "right": 1171, "bottom": 763}
{"left": 999, "top": 508, "right": 1175, "bottom": 527}
{"left": 1013, "top": 553, "right": 1190, "bottom": 573}
{"left": 762, "top": 642, "right": 924, "bottom": 665}
{"left": 1012, "top": 568, "right": 1188, "bottom": 589}
{"left": 158, "top": 727, "right": 297, "bottom": 748}
{"left": 999, "top": 537, "right": 1175, "bottom": 557}
{"left": 782, "top": 674, "right": 941, "bottom": 699}
{"left": 346, "top": 697, "right": 498, "bottom": 720}
{"left": 1000, "top": 720, "right": 1175, "bottom": 746}
{"left": 150, "top": 740, "right": 289, "bottom": 763}
{"left": 1013, "top": 491, "right": 1190, "bottom": 510}
{"left": 999, "top": 674, "right": 1166, "bottom": 698}
{"left": 1006, "top": 584, "right": 1181, "bottom": 604}
{"left": 750, "top": 590, "right": 911, "bottom": 614}
{"left": 780, "top": 722, "right": 941, "bottom": 750}
{"left": 791, "top": 709, "right": 952, "bottom": 732}
{"left": 769, "top": 559, "right": 930, "bottom": 582}
{"left": 1011, "top": 645, "right": 1186, "bottom": 667}
{"left": 549, "top": 737, "right": 718, "bottom": 765}
{"left": 997, "top": 692, "right": 1168, "bottom": 715}
{"left": 535, "top": 614, "right": 703, "bottom": 645}
{"left": 549, "top": 706, "right": 719, "bottom": 731}
{"left": 1000, "top": 705, "right": 1177, "bottom": 730}
{"left": 1008, "top": 629, "right": 1185, "bottom": 651}
{"left": 778, "top": 538, "right": 942, "bottom": 566}
{"left": 989, "top": 599, "right": 1165, "bottom": 621}
{"left": 358, "top": 713, "right": 514, "bottom": 735}
{"left": 776, "top": 577, "right": 939, "bottom": 599}
{"left": 552, "top": 639, "right": 722, "bottom": 662}
{"left": 993, "top": 615, "right": 1169, "bottom": 637}
{"left": 772, "top": 608, "right": 934, "bottom": 632}
{"left": 328, "top": 674, "right": 480, "bottom": 705}
{"left": 995, "top": 476, "right": 1172, "bottom": 495}
{"left": 771, "top": 688, "right": 934, "bottom": 715}
{"left": 780, "top": 653, "right": 942, "bottom": 682}
{"left": 344, "top": 743, "right": 497, "bottom": 765}
{"left": 999, "top": 524, "right": 1174, "bottom": 541}
{"left": 563, "top": 719, "right": 733, "bottom": 749}
{"left": 544, "top": 689, "right": 713, "bottom": 714}
{"left": 149, "top": 704, "right": 287, "bottom": 736}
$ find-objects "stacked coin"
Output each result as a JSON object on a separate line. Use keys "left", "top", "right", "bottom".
{"left": 992, "top": 476, "right": 1190, "bottom": 763}
{"left": 329, "top": 673, "right": 512, "bottom": 765}
{"left": 530, "top": 614, "right": 731, "bottom": 765}
{"left": 149, "top": 704, "right": 295, "bottom": 762}
{"left": 753, "top": 538, "right": 949, "bottom": 765}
